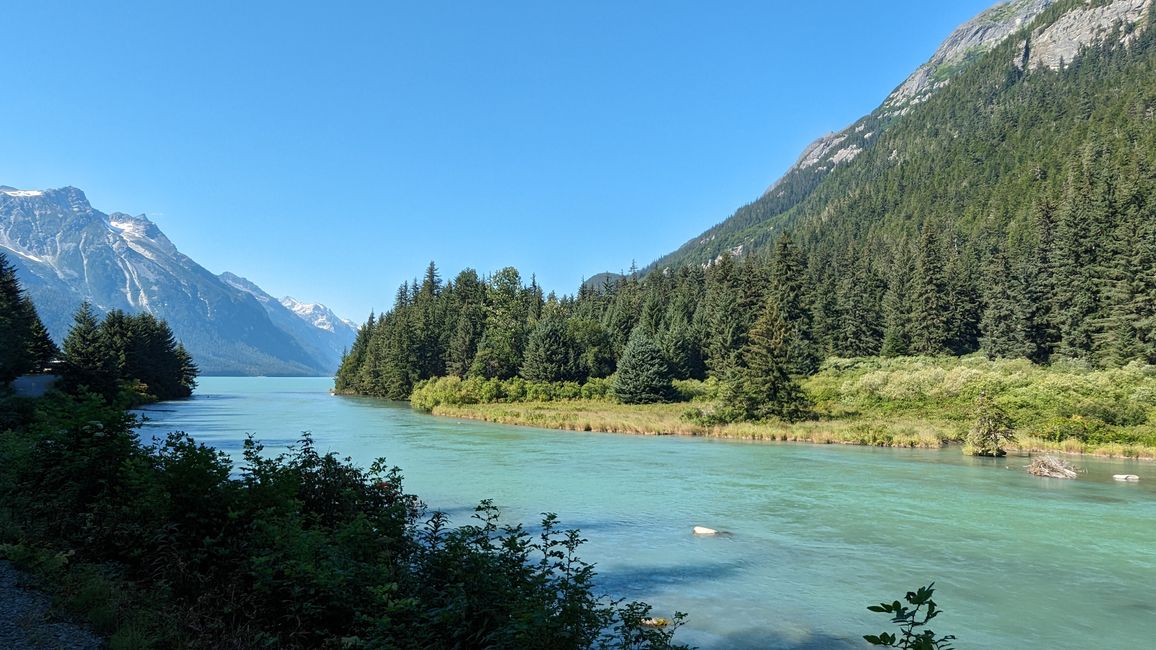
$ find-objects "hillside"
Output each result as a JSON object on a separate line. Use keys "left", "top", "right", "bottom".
{"left": 651, "top": 0, "right": 1154, "bottom": 270}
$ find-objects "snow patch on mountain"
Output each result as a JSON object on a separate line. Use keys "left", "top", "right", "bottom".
{"left": 281, "top": 296, "right": 356, "bottom": 333}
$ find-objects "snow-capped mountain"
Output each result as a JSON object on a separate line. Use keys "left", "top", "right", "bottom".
{"left": 280, "top": 297, "right": 356, "bottom": 334}
{"left": 0, "top": 185, "right": 352, "bottom": 376}
{"left": 220, "top": 273, "right": 357, "bottom": 372}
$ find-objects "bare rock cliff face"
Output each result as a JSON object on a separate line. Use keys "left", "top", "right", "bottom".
{"left": 1024, "top": 0, "right": 1151, "bottom": 70}
{"left": 886, "top": 0, "right": 1055, "bottom": 109}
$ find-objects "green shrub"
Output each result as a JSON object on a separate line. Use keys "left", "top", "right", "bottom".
{"left": 0, "top": 390, "right": 689, "bottom": 649}
{"left": 411, "top": 375, "right": 612, "bottom": 410}
{"left": 865, "top": 583, "right": 955, "bottom": 649}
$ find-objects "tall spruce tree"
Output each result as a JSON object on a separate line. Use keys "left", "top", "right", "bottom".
{"left": 612, "top": 329, "right": 675, "bottom": 404}
{"left": 908, "top": 223, "right": 951, "bottom": 355}
{"left": 520, "top": 317, "right": 577, "bottom": 382}
{"left": 768, "top": 234, "right": 819, "bottom": 375}
{"left": 723, "top": 297, "right": 811, "bottom": 423}
{"left": 979, "top": 251, "right": 1033, "bottom": 359}
{"left": 0, "top": 254, "right": 57, "bottom": 381}
{"left": 61, "top": 302, "right": 118, "bottom": 398}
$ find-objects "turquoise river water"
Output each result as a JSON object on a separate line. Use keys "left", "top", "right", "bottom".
{"left": 136, "top": 377, "right": 1156, "bottom": 649}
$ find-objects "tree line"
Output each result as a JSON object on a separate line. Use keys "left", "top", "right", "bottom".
{"left": 2, "top": 252, "right": 197, "bottom": 403}
{"left": 337, "top": 10, "right": 1156, "bottom": 417}
{"left": 337, "top": 134, "right": 1156, "bottom": 416}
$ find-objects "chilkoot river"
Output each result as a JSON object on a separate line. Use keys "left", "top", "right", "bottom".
{"left": 137, "top": 377, "right": 1156, "bottom": 649}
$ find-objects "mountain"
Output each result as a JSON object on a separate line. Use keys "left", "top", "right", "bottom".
{"left": 0, "top": 186, "right": 353, "bottom": 376}
{"left": 220, "top": 272, "right": 357, "bottom": 372}
{"left": 650, "top": 0, "right": 1153, "bottom": 270}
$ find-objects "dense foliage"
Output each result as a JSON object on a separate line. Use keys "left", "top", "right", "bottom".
{"left": 61, "top": 302, "right": 198, "bottom": 402}
{"left": 1, "top": 267, "right": 688, "bottom": 649}
{"left": 0, "top": 392, "right": 687, "bottom": 649}
{"left": 0, "top": 252, "right": 58, "bottom": 382}
{"left": 339, "top": 12, "right": 1156, "bottom": 425}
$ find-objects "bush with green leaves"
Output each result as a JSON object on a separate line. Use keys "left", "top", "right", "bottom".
{"left": 410, "top": 375, "right": 611, "bottom": 411}
{"left": 865, "top": 583, "right": 955, "bottom": 650}
{"left": 964, "top": 392, "right": 1016, "bottom": 456}
{"left": 0, "top": 389, "right": 689, "bottom": 649}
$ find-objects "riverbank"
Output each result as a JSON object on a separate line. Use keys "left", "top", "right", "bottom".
{"left": 428, "top": 401, "right": 1156, "bottom": 459}
{"left": 414, "top": 355, "right": 1156, "bottom": 460}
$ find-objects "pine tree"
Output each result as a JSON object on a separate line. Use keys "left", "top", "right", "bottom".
{"left": 335, "top": 312, "right": 374, "bottom": 391}
{"left": 723, "top": 297, "right": 811, "bottom": 422}
{"left": 768, "top": 234, "right": 819, "bottom": 375}
{"left": 61, "top": 302, "right": 118, "bottom": 398}
{"left": 702, "top": 254, "right": 746, "bottom": 377}
{"left": 908, "top": 223, "right": 951, "bottom": 355}
{"left": 0, "top": 253, "right": 57, "bottom": 381}
{"left": 881, "top": 252, "right": 913, "bottom": 357}
{"left": 979, "top": 251, "right": 1033, "bottom": 359}
{"left": 612, "top": 329, "right": 675, "bottom": 404}
{"left": 834, "top": 252, "right": 884, "bottom": 357}
{"left": 520, "top": 317, "right": 576, "bottom": 382}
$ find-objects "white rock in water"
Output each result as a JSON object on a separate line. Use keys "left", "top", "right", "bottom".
{"left": 1113, "top": 474, "right": 1140, "bottom": 481}
{"left": 693, "top": 526, "right": 719, "bottom": 535}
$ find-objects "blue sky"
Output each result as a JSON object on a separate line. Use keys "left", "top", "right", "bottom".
{"left": 1, "top": 1, "right": 995, "bottom": 321}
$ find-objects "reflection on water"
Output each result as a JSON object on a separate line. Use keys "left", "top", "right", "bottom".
{"left": 137, "top": 377, "right": 1156, "bottom": 649}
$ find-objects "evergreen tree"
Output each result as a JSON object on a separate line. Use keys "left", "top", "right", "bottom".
{"left": 881, "top": 253, "right": 913, "bottom": 357}
{"left": 61, "top": 302, "right": 118, "bottom": 398}
{"left": 908, "top": 223, "right": 951, "bottom": 355}
{"left": 612, "top": 329, "right": 675, "bottom": 404}
{"left": 722, "top": 298, "right": 811, "bottom": 423}
{"left": 0, "top": 253, "right": 58, "bottom": 381}
{"left": 834, "top": 252, "right": 884, "bottom": 357}
{"left": 767, "top": 234, "right": 819, "bottom": 375}
{"left": 335, "top": 312, "right": 374, "bottom": 391}
{"left": 979, "top": 251, "right": 1033, "bottom": 359}
{"left": 702, "top": 255, "right": 746, "bottom": 377}
{"left": 521, "top": 317, "right": 577, "bottom": 382}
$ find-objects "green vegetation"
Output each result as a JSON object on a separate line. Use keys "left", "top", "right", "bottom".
{"left": 0, "top": 252, "right": 58, "bottom": 382}
{"left": 865, "top": 583, "right": 955, "bottom": 650}
{"left": 2, "top": 253, "right": 687, "bottom": 650}
{"left": 964, "top": 393, "right": 1016, "bottom": 456}
{"left": 61, "top": 301, "right": 198, "bottom": 403}
{"left": 412, "top": 356, "right": 1156, "bottom": 458}
{"left": 612, "top": 330, "right": 676, "bottom": 404}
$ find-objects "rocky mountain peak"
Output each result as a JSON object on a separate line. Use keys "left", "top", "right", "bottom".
{"left": 3, "top": 185, "right": 355, "bottom": 375}
{"left": 280, "top": 296, "right": 355, "bottom": 334}
{"left": 886, "top": 0, "right": 1055, "bottom": 110}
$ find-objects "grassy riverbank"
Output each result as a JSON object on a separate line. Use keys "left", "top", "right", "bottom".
{"left": 416, "top": 356, "right": 1156, "bottom": 459}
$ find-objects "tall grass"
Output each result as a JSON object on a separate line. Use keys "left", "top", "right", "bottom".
{"left": 422, "top": 355, "right": 1156, "bottom": 458}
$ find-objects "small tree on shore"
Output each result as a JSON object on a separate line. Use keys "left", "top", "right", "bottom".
{"left": 613, "top": 329, "right": 675, "bottom": 404}
{"left": 964, "top": 392, "right": 1015, "bottom": 456}
{"left": 722, "top": 298, "right": 811, "bottom": 423}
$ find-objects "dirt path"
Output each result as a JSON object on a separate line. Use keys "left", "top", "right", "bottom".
{"left": 0, "top": 560, "right": 102, "bottom": 649}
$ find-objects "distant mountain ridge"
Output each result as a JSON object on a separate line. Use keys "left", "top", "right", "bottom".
{"left": 649, "top": 0, "right": 1152, "bottom": 270}
{"left": 0, "top": 186, "right": 356, "bottom": 376}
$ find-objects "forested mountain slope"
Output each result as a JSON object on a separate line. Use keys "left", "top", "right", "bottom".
{"left": 338, "top": 0, "right": 1156, "bottom": 403}
{"left": 651, "top": 0, "right": 1154, "bottom": 271}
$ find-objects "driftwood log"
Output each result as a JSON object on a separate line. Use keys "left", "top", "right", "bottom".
{"left": 1027, "top": 455, "right": 1079, "bottom": 479}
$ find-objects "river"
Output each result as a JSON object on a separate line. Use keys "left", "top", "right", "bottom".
{"left": 136, "top": 377, "right": 1156, "bottom": 649}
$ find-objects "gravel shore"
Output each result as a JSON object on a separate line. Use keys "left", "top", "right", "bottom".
{"left": 0, "top": 560, "right": 103, "bottom": 649}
